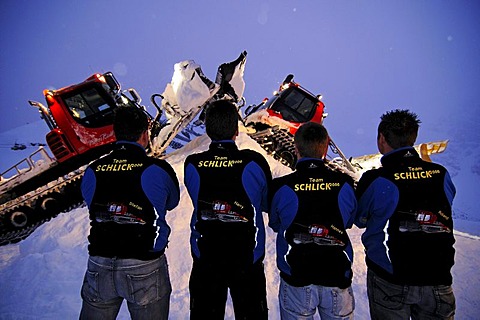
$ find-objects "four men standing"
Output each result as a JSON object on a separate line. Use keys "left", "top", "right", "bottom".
{"left": 81, "top": 104, "right": 456, "bottom": 319}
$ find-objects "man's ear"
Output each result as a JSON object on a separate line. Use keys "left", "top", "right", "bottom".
{"left": 232, "top": 128, "right": 239, "bottom": 141}
{"left": 139, "top": 130, "right": 149, "bottom": 148}
{"left": 321, "top": 142, "right": 328, "bottom": 159}
{"left": 294, "top": 145, "right": 300, "bottom": 158}
{"left": 377, "top": 133, "right": 391, "bottom": 154}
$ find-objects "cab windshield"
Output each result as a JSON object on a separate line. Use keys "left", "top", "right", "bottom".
{"left": 269, "top": 87, "right": 318, "bottom": 123}
{"left": 63, "top": 86, "right": 116, "bottom": 128}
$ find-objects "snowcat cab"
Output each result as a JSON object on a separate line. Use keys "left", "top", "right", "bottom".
{"left": 29, "top": 72, "right": 154, "bottom": 164}
{"left": 244, "top": 74, "right": 326, "bottom": 135}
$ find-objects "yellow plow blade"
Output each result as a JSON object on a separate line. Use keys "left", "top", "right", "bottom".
{"left": 416, "top": 140, "right": 449, "bottom": 162}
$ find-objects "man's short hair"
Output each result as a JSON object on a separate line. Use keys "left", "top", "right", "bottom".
{"left": 294, "top": 122, "right": 329, "bottom": 158}
{"left": 113, "top": 107, "right": 149, "bottom": 142}
{"left": 378, "top": 109, "right": 421, "bottom": 149}
{"left": 205, "top": 100, "right": 239, "bottom": 141}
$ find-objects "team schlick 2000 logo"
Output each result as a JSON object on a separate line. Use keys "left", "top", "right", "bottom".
{"left": 197, "top": 156, "right": 243, "bottom": 168}
{"left": 294, "top": 178, "right": 341, "bottom": 192}
{"left": 394, "top": 166, "right": 441, "bottom": 180}
{"left": 95, "top": 159, "right": 144, "bottom": 172}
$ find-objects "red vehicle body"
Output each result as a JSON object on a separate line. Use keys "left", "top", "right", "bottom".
{"left": 245, "top": 74, "right": 326, "bottom": 135}
{"left": 32, "top": 73, "right": 126, "bottom": 163}
{"left": 242, "top": 74, "right": 340, "bottom": 168}
{"left": 264, "top": 76, "right": 326, "bottom": 135}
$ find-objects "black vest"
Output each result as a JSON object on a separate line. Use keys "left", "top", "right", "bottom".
{"left": 185, "top": 142, "right": 271, "bottom": 266}
{"left": 273, "top": 159, "right": 355, "bottom": 288}
{"left": 362, "top": 149, "right": 455, "bottom": 285}
{"left": 87, "top": 143, "right": 175, "bottom": 260}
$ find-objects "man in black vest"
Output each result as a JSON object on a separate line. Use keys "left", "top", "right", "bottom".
{"left": 80, "top": 107, "right": 180, "bottom": 320}
{"left": 184, "top": 100, "right": 272, "bottom": 319}
{"left": 269, "top": 122, "right": 356, "bottom": 319}
{"left": 355, "top": 109, "right": 456, "bottom": 319}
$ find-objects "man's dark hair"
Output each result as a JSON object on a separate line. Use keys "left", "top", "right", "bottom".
{"left": 113, "top": 107, "right": 149, "bottom": 142}
{"left": 378, "top": 109, "right": 421, "bottom": 149}
{"left": 294, "top": 122, "right": 329, "bottom": 158}
{"left": 205, "top": 100, "right": 239, "bottom": 141}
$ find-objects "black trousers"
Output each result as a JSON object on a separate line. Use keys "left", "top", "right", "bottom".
{"left": 189, "top": 259, "right": 268, "bottom": 320}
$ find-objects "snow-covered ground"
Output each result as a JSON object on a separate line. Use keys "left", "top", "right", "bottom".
{"left": 0, "top": 124, "right": 479, "bottom": 319}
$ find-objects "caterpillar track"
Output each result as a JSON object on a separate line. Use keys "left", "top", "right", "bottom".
{"left": 249, "top": 126, "right": 297, "bottom": 168}
{"left": 247, "top": 125, "right": 359, "bottom": 179}
{"left": 0, "top": 166, "right": 86, "bottom": 246}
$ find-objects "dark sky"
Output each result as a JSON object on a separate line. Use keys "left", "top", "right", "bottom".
{"left": 1, "top": 0, "right": 479, "bottom": 157}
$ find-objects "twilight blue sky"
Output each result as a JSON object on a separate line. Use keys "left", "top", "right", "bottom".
{"left": 1, "top": 0, "right": 479, "bottom": 157}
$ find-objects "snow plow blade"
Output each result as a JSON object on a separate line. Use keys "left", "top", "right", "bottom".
{"left": 417, "top": 140, "right": 449, "bottom": 162}
{"left": 351, "top": 140, "right": 450, "bottom": 170}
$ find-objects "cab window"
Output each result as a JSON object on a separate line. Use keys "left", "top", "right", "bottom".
{"left": 271, "top": 88, "right": 317, "bottom": 123}
{"left": 63, "top": 87, "right": 115, "bottom": 127}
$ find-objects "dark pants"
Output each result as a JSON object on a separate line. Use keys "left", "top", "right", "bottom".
{"left": 189, "top": 259, "right": 268, "bottom": 320}
{"left": 367, "top": 269, "right": 455, "bottom": 320}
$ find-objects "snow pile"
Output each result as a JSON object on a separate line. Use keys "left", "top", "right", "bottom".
{"left": 0, "top": 132, "right": 479, "bottom": 319}
{"left": 163, "top": 60, "right": 216, "bottom": 115}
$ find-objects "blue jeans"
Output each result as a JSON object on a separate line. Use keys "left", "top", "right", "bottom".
{"left": 278, "top": 278, "right": 354, "bottom": 320}
{"left": 80, "top": 254, "right": 172, "bottom": 320}
{"left": 367, "top": 269, "right": 456, "bottom": 320}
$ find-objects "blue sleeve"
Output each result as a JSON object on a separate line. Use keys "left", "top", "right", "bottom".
{"left": 444, "top": 171, "right": 456, "bottom": 206}
{"left": 141, "top": 164, "right": 179, "bottom": 252}
{"left": 242, "top": 161, "right": 269, "bottom": 213}
{"left": 338, "top": 183, "right": 357, "bottom": 229}
{"left": 269, "top": 185, "right": 298, "bottom": 232}
{"left": 141, "top": 165, "right": 180, "bottom": 213}
{"left": 184, "top": 162, "right": 200, "bottom": 209}
{"left": 354, "top": 177, "right": 399, "bottom": 228}
{"left": 184, "top": 161, "right": 202, "bottom": 258}
{"left": 81, "top": 167, "right": 96, "bottom": 208}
